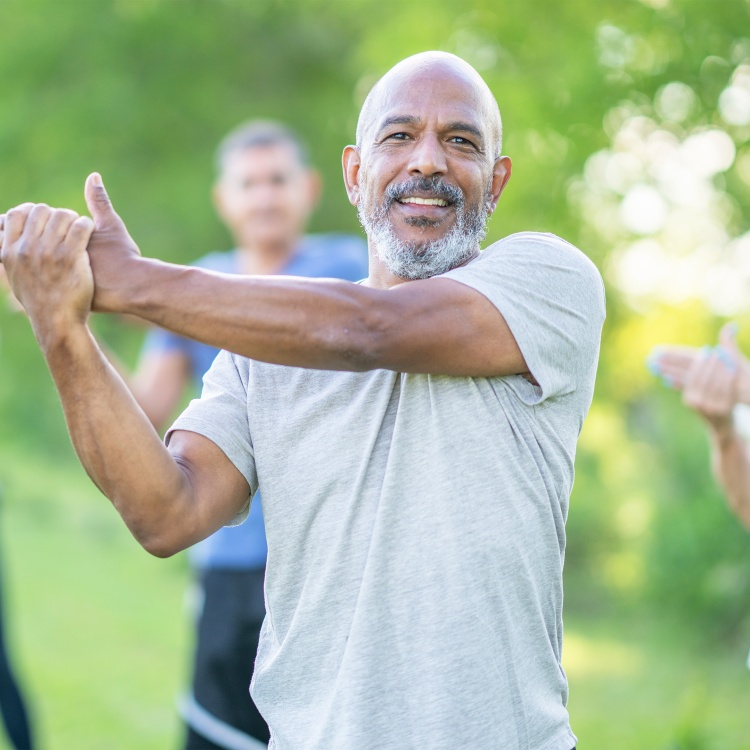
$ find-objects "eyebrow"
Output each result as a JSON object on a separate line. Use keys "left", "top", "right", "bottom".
{"left": 376, "top": 115, "right": 485, "bottom": 143}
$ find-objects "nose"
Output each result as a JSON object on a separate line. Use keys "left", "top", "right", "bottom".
{"left": 249, "top": 179, "right": 282, "bottom": 209}
{"left": 406, "top": 133, "right": 447, "bottom": 177}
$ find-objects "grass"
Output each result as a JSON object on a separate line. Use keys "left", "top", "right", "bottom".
{"left": 0, "top": 443, "right": 190, "bottom": 750}
{"left": 0, "top": 441, "right": 749, "bottom": 749}
{"left": 565, "top": 608, "right": 750, "bottom": 749}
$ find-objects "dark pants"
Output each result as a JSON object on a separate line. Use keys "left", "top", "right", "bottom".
{"left": 183, "top": 567, "right": 269, "bottom": 749}
{"left": 0, "top": 554, "right": 33, "bottom": 750}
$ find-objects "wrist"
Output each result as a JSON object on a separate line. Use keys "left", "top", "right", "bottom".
{"left": 91, "top": 255, "right": 151, "bottom": 314}
{"left": 709, "top": 416, "right": 739, "bottom": 448}
{"left": 32, "top": 314, "right": 92, "bottom": 358}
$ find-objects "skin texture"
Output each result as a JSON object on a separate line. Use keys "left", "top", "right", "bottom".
{"left": 649, "top": 323, "right": 750, "bottom": 530}
{"left": 0, "top": 52, "right": 526, "bottom": 556}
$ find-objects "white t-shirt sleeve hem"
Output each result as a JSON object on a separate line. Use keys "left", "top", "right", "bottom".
{"left": 165, "top": 417, "right": 255, "bottom": 526}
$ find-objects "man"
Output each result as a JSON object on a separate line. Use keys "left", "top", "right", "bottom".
{"left": 1, "top": 52, "right": 605, "bottom": 749}
{"left": 129, "top": 121, "right": 367, "bottom": 750}
{"left": 649, "top": 323, "right": 750, "bottom": 529}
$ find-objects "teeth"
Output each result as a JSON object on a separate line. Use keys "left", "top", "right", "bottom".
{"left": 399, "top": 197, "right": 449, "bottom": 207}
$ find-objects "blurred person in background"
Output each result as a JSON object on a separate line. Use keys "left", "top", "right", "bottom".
{"left": 648, "top": 322, "right": 750, "bottom": 530}
{"left": 127, "top": 120, "right": 368, "bottom": 750}
{"left": 0, "top": 547, "right": 34, "bottom": 750}
{"left": 0, "top": 306, "right": 35, "bottom": 750}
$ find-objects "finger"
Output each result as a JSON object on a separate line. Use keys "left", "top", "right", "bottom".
{"left": 24, "top": 203, "right": 53, "bottom": 240}
{"left": 44, "top": 209, "right": 80, "bottom": 244}
{"left": 84, "top": 173, "right": 122, "bottom": 231}
{"left": 4, "top": 203, "right": 36, "bottom": 245}
{"left": 683, "top": 349, "right": 735, "bottom": 417}
{"left": 653, "top": 363, "right": 689, "bottom": 390}
{"left": 65, "top": 215, "right": 95, "bottom": 248}
{"left": 646, "top": 346, "right": 697, "bottom": 376}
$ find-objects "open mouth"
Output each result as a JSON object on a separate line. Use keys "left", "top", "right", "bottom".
{"left": 397, "top": 196, "right": 450, "bottom": 207}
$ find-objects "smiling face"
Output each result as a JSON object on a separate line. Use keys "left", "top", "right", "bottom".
{"left": 343, "top": 53, "right": 512, "bottom": 283}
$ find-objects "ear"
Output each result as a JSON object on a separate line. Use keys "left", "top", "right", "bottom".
{"left": 486, "top": 156, "right": 512, "bottom": 215}
{"left": 342, "top": 145, "right": 362, "bottom": 207}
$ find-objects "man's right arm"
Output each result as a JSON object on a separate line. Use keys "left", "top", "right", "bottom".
{"left": 45, "top": 325, "right": 249, "bottom": 555}
{"left": 0, "top": 204, "right": 250, "bottom": 556}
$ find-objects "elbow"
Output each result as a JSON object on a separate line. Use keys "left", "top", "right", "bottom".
{"left": 138, "top": 539, "right": 185, "bottom": 560}
{"left": 120, "top": 506, "right": 191, "bottom": 559}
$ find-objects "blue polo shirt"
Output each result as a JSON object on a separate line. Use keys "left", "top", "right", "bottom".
{"left": 143, "top": 234, "right": 368, "bottom": 570}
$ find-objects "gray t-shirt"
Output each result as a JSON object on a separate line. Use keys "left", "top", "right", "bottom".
{"left": 168, "top": 231, "right": 606, "bottom": 750}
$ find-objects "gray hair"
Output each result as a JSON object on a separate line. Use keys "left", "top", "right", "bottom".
{"left": 215, "top": 120, "right": 311, "bottom": 175}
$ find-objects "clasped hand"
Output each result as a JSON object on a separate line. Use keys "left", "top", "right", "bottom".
{"left": 0, "top": 203, "right": 95, "bottom": 329}
{"left": 0, "top": 173, "right": 141, "bottom": 326}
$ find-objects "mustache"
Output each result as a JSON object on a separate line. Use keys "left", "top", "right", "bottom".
{"left": 384, "top": 176, "right": 465, "bottom": 208}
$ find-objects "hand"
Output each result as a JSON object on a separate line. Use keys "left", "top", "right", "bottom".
{"left": 0, "top": 203, "right": 95, "bottom": 335}
{"left": 648, "top": 323, "right": 749, "bottom": 434}
{"left": 83, "top": 172, "right": 142, "bottom": 312}
{"left": 0, "top": 261, "right": 25, "bottom": 313}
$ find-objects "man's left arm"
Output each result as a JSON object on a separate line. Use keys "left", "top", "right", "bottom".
{"left": 2, "top": 179, "right": 602, "bottom": 380}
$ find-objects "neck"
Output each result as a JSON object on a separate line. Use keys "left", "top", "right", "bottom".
{"left": 365, "top": 243, "right": 480, "bottom": 290}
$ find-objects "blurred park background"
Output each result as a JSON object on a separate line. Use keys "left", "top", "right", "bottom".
{"left": 1, "top": 0, "right": 750, "bottom": 747}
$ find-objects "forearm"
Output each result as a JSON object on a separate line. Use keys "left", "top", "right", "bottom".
{"left": 96, "top": 256, "right": 382, "bottom": 371}
{"left": 708, "top": 423, "right": 750, "bottom": 530}
{"left": 36, "top": 321, "right": 197, "bottom": 555}
{"left": 94, "top": 256, "right": 526, "bottom": 377}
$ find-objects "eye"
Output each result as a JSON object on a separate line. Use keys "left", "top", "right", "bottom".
{"left": 449, "top": 136, "right": 476, "bottom": 148}
{"left": 384, "top": 132, "right": 410, "bottom": 141}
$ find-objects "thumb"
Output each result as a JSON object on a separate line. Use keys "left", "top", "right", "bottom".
{"left": 85, "top": 172, "right": 122, "bottom": 231}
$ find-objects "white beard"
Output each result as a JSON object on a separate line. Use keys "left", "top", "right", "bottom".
{"left": 357, "top": 177, "right": 491, "bottom": 281}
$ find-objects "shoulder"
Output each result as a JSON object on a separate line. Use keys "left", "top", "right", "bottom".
{"left": 484, "top": 232, "right": 601, "bottom": 276}
{"left": 480, "top": 232, "right": 605, "bottom": 306}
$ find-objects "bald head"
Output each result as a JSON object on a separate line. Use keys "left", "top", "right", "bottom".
{"left": 356, "top": 52, "right": 503, "bottom": 159}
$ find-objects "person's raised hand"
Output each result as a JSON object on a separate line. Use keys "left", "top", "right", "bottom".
{"left": 647, "top": 344, "right": 698, "bottom": 391}
{"left": 649, "top": 323, "right": 750, "bottom": 434}
{"left": 0, "top": 202, "right": 95, "bottom": 340}
{"left": 83, "top": 172, "right": 142, "bottom": 312}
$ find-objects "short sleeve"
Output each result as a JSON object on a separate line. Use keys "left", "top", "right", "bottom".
{"left": 165, "top": 349, "right": 258, "bottom": 525}
{"left": 442, "top": 232, "right": 606, "bottom": 403}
